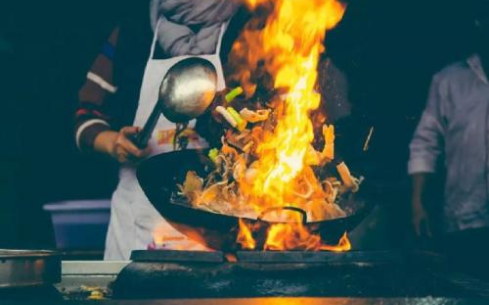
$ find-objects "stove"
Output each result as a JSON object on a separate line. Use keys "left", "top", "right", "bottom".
{"left": 3, "top": 251, "right": 489, "bottom": 304}
{"left": 110, "top": 250, "right": 489, "bottom": 299}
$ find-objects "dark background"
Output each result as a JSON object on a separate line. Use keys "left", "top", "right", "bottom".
{"left": 0, "top": 0, "right": 478, "bottom": 248}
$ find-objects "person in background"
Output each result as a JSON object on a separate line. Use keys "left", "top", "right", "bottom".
{"left": 408, "top": 2, "right": 489, "bottom": 277}
{"left": 75, "top": 0, "right": 240, "bottom": 260}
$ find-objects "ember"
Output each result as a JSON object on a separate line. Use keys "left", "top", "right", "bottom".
{"left": 179, "top": 0, "right": 358, "bottom": 251}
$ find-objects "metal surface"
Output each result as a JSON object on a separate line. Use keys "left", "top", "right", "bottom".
{"left": 160, "top": 57, "right": 217, "bottom": 123}
{"left": 135, "top": 57, "right": 218, "bottom": 147}
{"left": 112, "top": 251, "right": 483, "bottom": 299}
{"left": 0, "top": 249, "right": 61, "bottom": 288}
{"left": 4, "top": 260, "right": 489, "bottom": 302}
{"left": 1, "top": 298, "right": 487, "bottom": 304}
{"left": 61, "top": 261, "right": 129, "bottom": 275}
{"left": 57, "top": 261, "right": 129, "bottom": 300}
{"left": 236, "top": 250, "right": 404, "bottom": 264}
{"left": 131, "top": 250, "right": 224, "bottom": 263}
{"left": 136, "top": 149, "right": 376, "bottom": 251}
{"left": 6, "top": 260, "right": 488, "bottom": 302}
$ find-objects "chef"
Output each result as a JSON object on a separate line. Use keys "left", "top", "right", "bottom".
{"left": 408, "top": 1, "right": 489, "bottom": 277}
{"left": 75, "top": 0, "right": 240, "bottom": 260}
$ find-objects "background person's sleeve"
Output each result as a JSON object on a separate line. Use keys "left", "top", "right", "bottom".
{"left": 408, "top": 76, "right": 446, "bottom": 174}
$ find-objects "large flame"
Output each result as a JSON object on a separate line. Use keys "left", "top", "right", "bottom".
{"left": 232, "top": 0, "right": 348, "bottom": 251}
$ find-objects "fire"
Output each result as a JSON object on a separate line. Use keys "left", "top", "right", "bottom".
{"left": 237, "top": 218, "right": 257, "bottom": 250}
{"left": 242, "top": 0, "right": 346, "bottom": 200}
{"left": 230, "top": 0, "right": 349, "bottom": 251}
{"left": 238, "top": 219, "right": 352, "bottom": 252}
{"left": 266, "top": 227, "right": 351, "bottom": 252}
{"left": 320, "top": 233, "right": 351, "bottom": 252}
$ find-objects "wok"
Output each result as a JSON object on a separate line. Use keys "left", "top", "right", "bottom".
{"left": 137, "top": 149, "right": 375, "bottom": 251}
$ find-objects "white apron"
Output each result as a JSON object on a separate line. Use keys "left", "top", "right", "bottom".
{"left": 104, "top": 22, "right": 227, "bottom": 260}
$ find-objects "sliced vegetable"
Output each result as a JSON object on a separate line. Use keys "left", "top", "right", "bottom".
{"left": 225, "top": 86, "right": 244, "bottom": 103}
{"left": 336, "top": 162, "right": 359, "bottom": 193}
{"left": 208, "top": 148, "right": 219, "bottom": 162}
{"left": 322, "top": 125, "right": 335, "bottom": 161}
{"left": 227, "top": 107, "right": 247, "bottom": 131}
{"left": 239, "top": 108, "right": 270, "bottom": 123}
{"left": 216, "top": 106, "right": 237, "bottom": 127}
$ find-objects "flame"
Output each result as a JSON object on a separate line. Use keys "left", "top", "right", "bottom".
{"left": 266, "top": 226, "right": 351, "bottom": 252}
{"left": 319, "top": 232, "right": 352, "bottom": 252}
{"left": 245, "top": 0, "right": 267, "bottom": 9}
{"left": 237, "top": 218, "right": 257, "bottom": 250}
{"left": 265, "top": 223, "right": 322, "bottom": 251}
{"left": 244, "top": 0, "right": 345, "bottom": 200}
{"left": 230, "top": 0, "right": 349, "bottom": 251}
{"left": 238, "top": 220, "right": 352, "bottom": 252}
{"left": 152, "top": 223, "right": 186, "bottom": 246}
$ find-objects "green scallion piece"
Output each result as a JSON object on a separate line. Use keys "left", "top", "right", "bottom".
{"left": 225, "top": 87, "right": 244, "bottom": 103}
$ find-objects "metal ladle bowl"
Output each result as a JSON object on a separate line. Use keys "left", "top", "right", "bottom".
{"left": 160, "top": 57, "right": 218, "bottom": 123}
{"left": 134, "top": 57, "right": 218, "bottom": 148}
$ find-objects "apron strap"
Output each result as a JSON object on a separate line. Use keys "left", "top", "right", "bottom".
{"left": 215, "top": 23, "right": 228, "bottom": 56}
{"left": 148, "top": 19, "right": 162, "bottom": 61}
{"left": 148, "top": 20, "right": 228, "bottom": 61}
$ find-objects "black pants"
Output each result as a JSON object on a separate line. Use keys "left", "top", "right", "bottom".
{"left": 442, "top": 227, "right": 489, "bottom": 280}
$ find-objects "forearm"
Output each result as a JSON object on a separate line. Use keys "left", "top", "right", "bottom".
{"left": 411, "top": 173, "right": 430, "bottom": 210}
{"left": 94, "top": 130, "right": 119, "bottom": 156}
{"left": 412, "top": 173, "right": 426, "bottom": 199}
{"left": 411, "top": 172, "right": 434, "bottom": 236}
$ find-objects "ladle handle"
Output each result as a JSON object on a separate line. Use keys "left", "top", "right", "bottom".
{"left": 131, "top": 99, "right": 163, "bottom": 148}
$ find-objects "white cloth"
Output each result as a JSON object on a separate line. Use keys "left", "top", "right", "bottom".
{"left": 104, "top": 22, "right": 227, "bottom": 260}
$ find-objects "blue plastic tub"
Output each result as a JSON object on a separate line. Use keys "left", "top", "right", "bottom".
{"left": 43, "top": 200, "right": 111, "bottom": 250}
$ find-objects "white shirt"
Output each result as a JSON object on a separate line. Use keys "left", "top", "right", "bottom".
{"left": 408, "top": 54, "right": 489, "bottom": 232}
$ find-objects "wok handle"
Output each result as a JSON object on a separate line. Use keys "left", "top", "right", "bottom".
{"left": 258, "top": 206, "right": 308, "bottom": 224}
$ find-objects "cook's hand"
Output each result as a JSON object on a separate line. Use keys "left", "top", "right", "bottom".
{"left": 94, "top": 127, "right": 150, "bottom": 163}
{"left": 412, "top": 200, "right": 432, "bottom": 237}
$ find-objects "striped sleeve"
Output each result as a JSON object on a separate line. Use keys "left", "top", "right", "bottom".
{"left": 75, "top": 27, "right": 120, "bottom": 152}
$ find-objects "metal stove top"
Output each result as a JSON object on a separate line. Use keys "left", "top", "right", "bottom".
{"left": 130, "top": 249, "right": 406, "bottom": 264}
{"left": 109, "top": 250, "right": 489, "bottom": 299}
{"left": 4, "top": 254, "right": 489, "bottom": 303}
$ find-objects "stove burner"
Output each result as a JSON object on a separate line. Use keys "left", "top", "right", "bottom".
{"left": 112, "top": 250, "right": 478, "bottom": 299}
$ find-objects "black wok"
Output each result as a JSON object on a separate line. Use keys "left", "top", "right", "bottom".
{"left": 137, "top": 149, "right": 375, "bottom": 251}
